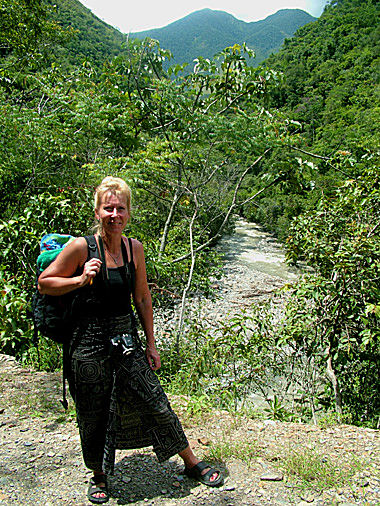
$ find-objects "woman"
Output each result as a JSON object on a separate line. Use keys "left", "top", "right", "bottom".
{"left": 38, "top": 177, "right": 223, "bottom": 504}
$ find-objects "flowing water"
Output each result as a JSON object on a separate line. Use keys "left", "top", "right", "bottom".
{"left": 156, "top": 220, "right": 302, "bottom": 408}
{"left": 218, "top": 219, "right": 299, "bottom": 283}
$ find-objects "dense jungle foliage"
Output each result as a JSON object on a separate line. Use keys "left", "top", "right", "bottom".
{"left": 0, "top": 0, "right": 378, "bottom": 427}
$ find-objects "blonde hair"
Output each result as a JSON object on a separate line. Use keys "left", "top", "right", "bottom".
{"left": 94, "top": 176, "right": 132, "bottom": 232}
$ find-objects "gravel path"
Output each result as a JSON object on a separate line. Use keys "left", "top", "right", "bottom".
{"left": 0, "top": 354, "right": 379, "bottom": 506}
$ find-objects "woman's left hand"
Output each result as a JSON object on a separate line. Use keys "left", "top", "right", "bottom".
{"left": 146, "top": 344, "right": 161, "bottom": 371}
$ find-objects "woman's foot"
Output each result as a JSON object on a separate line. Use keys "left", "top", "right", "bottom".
{"left": 184, "top": 461, "right": 224, "bottom": 487}
{"left": 179, "top": 446, "right": 223, "bottom": 486}
{"left": 87, "top": 473, "right": 109, "bottom": 504}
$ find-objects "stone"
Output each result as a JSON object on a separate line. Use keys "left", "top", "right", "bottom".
{"left": 260, "top": 471, "right": 283, "bottom": 481}
{"left": 300, "top": 494, "right": 315, "bottom": 502}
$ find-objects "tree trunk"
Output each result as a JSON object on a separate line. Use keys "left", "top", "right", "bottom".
{"left": 176, "top": 196, "right": 198, "bottom": 354}
{"left": 326, "top": 348, "right": 343, "bottom": 415}
{"left": 158, "top": 188, "right": 181, "bottom": 261}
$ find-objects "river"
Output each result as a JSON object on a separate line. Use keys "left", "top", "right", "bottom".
{"left": 218, "top": 220, "right": 299, "bottom": 283}
{"left": 155, "top": 219, "right": 300, "bottom": 336}
{"left": 155, "top": 220, "right": 302, "bottom": 408}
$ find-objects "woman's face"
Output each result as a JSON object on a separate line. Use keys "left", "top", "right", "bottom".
{"left": 95, "top": 191, "right": 129, "bottom": 235}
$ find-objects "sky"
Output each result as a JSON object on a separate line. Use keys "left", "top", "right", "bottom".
{"left": 79, "top": 0, "right": 328, "bottom": 33}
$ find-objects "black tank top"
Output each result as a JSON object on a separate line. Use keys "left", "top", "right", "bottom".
{"left": 105, "top": 266, "right": 134, "bottom": 316}
{"left": 76, "top": 237, "right": 136, "bottom": 319}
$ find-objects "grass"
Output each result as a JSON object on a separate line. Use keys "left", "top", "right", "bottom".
{"left": 279, "top": 447, "right": 363, "bottom": 491}
{"left": 202, "top": 431, "right": 365, "bottom": 496}
{"left": 170, "top": 393, "right": 214, "bottom": 427}
{"left": 204, "top": 438, "right": 259, "bottom": 467}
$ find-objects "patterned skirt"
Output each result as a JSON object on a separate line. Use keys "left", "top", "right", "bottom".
{"left": 67, "top": 313, "right": 188, "bottom": 473}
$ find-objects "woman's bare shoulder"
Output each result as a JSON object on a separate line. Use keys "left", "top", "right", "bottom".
{"left": 61, "top": 236, "right": 88, "bottom": 263}
{"left": 122, "top": 236, "right": 143, "bottom": 249}
{"left": 122, "top": 236, "right": 144, "bottom": 266}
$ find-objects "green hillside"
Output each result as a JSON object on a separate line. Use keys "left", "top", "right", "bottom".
{"left": 38, "top": 2, "right": 315, "bottom": 69}
{"left": 44, "top": 0, "right": 127, "bottom": 67}
{"left": 131, "top": 8, "right": 316, "bottom": 66}
{"left": 265, "top": 0, "right": 379, "bottom": 152}
{"left": 244, "top": 0, "right": 379, "bottom": 237}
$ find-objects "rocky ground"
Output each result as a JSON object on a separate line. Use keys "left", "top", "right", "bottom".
{"left": 153, "top": 257, "right": 289, "bottom": 347}
{"left": 0, "top": 353, "right": 379, "bottom": 506}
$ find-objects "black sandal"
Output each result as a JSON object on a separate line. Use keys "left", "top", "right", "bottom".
{"left": 87, "top": 474, "right": 109, "bottom": 504}
{"left": 184, "top": 461, "right": 224, "bottom": 487}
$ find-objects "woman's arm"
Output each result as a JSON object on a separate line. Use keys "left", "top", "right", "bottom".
{"left": 131, "top": 239, "right": 161, "bottom": 371}
{"left": 38, "top": 237, "right": 102, "bottom": 296}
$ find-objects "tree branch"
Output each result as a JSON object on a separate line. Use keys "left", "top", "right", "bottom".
{"left": 171, "top": 148, "right": 272, "bottom": 263}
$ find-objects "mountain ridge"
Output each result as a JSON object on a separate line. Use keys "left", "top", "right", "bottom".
{"left": 131, "top": 8, "right": 316, "bottom": 66}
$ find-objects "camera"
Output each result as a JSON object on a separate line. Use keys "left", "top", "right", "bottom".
{"left": 110, "top": 333, "right": 135, "bottom": 355}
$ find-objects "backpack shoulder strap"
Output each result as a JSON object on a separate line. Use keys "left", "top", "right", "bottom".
{"left": 84, "top": 235, "right": 108, "bottom": 286}
{"left": 120, "top": 236, "right": 134, "bottom": 264}
{"left": 128, "top": 237, "right": 134, "bottom": 264}
{"left": 128, "top": 238, "right": 136, "bottom": 292}
{"left": 119, "top": 237, "right": 136, "bottom": 293}
{"left": 84, "top": 235, "right": 98, "bottom": 260}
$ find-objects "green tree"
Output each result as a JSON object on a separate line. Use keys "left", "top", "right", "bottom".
{"left": 283, "top": 154, "right": 379, "bottom": 426}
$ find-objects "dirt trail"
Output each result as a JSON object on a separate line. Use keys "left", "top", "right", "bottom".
{"left": 0, "top": 354, "right": 379, "bottom": 505}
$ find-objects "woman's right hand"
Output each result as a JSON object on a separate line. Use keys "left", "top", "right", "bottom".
{"left": 80, "top": 258, "right": 102, "bottom": 286}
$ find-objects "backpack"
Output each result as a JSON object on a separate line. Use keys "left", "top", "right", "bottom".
{"left": 31, "top": 234, "right": 100, "bottom": 409}
{"left": 31, "top": 234, "right": 99, "bottom": 344}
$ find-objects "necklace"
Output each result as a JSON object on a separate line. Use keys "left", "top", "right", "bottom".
{"left": 104, "top": 245, "right": 121, "bottom": 264}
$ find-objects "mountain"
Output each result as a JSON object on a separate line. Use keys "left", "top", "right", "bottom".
{"left": 44, "top": 0, "right": 127, "bottom": 67}
{"left": 131, "top": 8, "right": 316, "bottom": 67}
{"left": 264, "top": 0, "right": 380, "bottom": 152}
{"left": 43, "top": 2, "right": 315, "bottom": 69}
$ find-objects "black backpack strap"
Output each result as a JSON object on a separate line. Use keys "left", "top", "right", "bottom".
{"left": 61, "top": 343, "right": 69, "bottom": 410}
{"left": 128, "top": 237, "right": 134, "bottom": 264}
{"left": 121, "top": 237, "right": 129, "bottom": 275}
{"left": 96, "top": 235, "right": 109, "bottom": 282}
{"left": 60, "top": 236, "right": 103, "bottom": 411}
{"left": 128, "top": 238, "right": 136, "bottom": 292}
{"left": 119, "top": 238, "right": 136, "bottom": 293}
{"left": 85, "top": 235, "right": 98, "bottom": 260}
{"left": 84, "top": 235, "right": 108, "bottom": 282}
